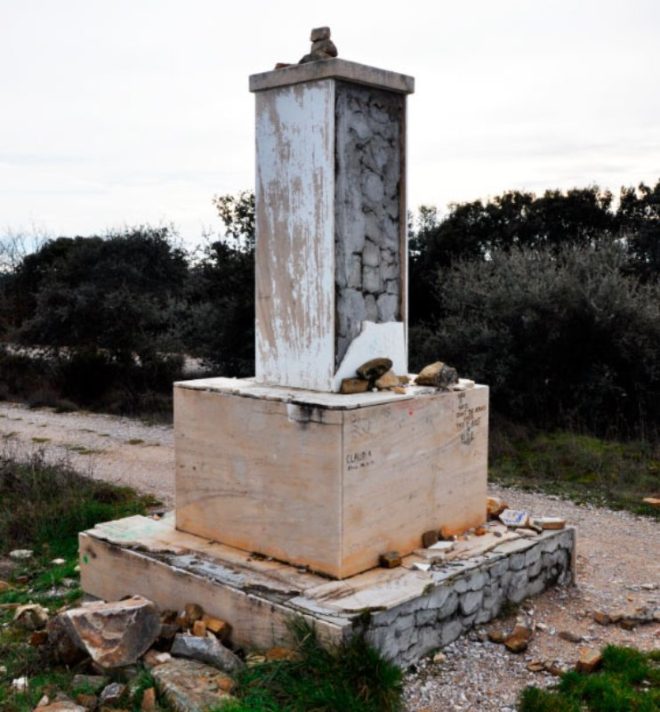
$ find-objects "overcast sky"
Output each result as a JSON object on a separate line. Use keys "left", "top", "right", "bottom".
{"left": 1, "top": 0, "right": 659, "bottom": 243}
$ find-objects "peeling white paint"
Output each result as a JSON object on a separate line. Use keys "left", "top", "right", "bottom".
{"left": 255, "top": 80, "right": 336, "bottom": 392}
{"left": 332, "top": 321, "right": 407, "bottom": 390}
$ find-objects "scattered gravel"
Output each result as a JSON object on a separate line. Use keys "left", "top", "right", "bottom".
{"left": 404, "top": 486, "right": 659, "bottom": 711}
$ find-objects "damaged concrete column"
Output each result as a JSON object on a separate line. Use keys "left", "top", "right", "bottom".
{"left": 250, "top": 59, "right": 414, "bottom": 391}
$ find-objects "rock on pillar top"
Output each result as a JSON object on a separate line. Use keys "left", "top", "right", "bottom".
{"left": 250, "top": 52, "right": 414, "bottom": 392}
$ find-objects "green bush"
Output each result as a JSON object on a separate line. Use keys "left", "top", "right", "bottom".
{"left": 0, "top": 345, "right": 183, "bottom": 417}
{"left": 410, "top": 242, "right": 660, "bottom": 438}
{"left": 490, "top": 428, "right": 660, "bottom": 516}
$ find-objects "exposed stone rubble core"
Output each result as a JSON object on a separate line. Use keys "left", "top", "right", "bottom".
{"left": 364, "top": 529, "right": 575, "bottom": 666}
{"left": 80, "top": 514, "right": 575, "bottom": 666}
{"left": 335, "top": 83, "right": 404, "bottom": 364}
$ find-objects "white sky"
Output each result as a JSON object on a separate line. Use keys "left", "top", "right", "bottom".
{"left": 1, "top": 0, "right": 659, "bottom": 244}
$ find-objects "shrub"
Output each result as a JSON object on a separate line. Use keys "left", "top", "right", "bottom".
{"left": 519, "top": 645, "right": 659, "bottom": 712}
{"left": 410, "top": 242, "right": 660, "bottom": 438}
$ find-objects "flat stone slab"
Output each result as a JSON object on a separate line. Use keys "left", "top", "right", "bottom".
{"left": 80, "top": 515, "right": 575, "bottom": 666}
{"left": 249, "top": 58, "right": 415, "bottom": 95}
{"left": 174, "top": 375, "right": 482, "bottom": 410}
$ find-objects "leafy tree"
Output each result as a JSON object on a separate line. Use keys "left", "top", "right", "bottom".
{"left": 183, "top": 238, "right": 254, "bottom": 375}
{"left": 409, "top": 187, "right": 617, "bottom": 322}
{"left": 212, "top": 190, "right": 255, "bottom": 250}
{"left": 616, "top": 180, "right": 660, "bottom": 281}
{"left": 15, "top": 227, "right": 188, "bottom": 361}
{"left": 180, "top": 190, "right": 256, "bottom": 374}
{"left": 410, "top": 241, "right": 660, "bottom": 438}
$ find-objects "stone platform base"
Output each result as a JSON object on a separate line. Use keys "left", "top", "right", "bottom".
{"left": 80, "top": 514, "right": 575, "bottom": 666}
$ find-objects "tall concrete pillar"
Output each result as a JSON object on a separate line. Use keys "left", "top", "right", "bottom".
{"left": 250, "top": 59, "right": 414, "bottom": 391}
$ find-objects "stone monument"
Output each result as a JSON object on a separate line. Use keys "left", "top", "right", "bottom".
{"left": 173, "top": 35, "right": 489, "bottom": 579}
{"left": 79, "top": 32, "right": 574, "bottom": 663}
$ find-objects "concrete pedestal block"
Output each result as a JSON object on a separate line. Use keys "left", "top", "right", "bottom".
{"left": 174, "top": 377, "right": 489, "bottom": 579}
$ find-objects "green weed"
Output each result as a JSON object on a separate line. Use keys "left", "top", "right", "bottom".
{"left": 0, "top": 453, "right": 159, "bottom": 711}
{"left": 220, "top": 620, "right": 402, "bottom": 712}
{"left": 0, "top": 451, "right": 157, "bottom": 559}
{"left": 490, "top": 428, "right": 659, "bottom": 518}
{"left": 518, "top": 645, "right": 660, "bottom": 712}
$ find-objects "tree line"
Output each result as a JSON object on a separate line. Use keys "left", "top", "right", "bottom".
{"left": 0, "top": 182, "right": 658, "bottom": 437}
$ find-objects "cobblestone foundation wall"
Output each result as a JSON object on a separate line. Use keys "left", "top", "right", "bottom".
{"left": 334, "top": 82, "right": 403, "bottom": 364}
{"left": 363, "top": 528, "right": 576, "bottom": 666}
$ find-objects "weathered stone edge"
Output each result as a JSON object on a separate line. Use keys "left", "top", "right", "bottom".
{"left": 363, "top": 528, "right": 576, "bottom": 665}
{"left": 249, "top": 58, "right": 415, "bottom": 95}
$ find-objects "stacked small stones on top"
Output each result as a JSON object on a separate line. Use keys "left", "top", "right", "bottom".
{"left": 299, "top": 26, "right": 338, "bottom": 64}
{"left": 340, "top": 358, "right": 459, "bottom": 395}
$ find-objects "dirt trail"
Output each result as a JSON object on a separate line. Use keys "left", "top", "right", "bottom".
{"left": 404, "top": 486, "right": 659, "bottom": 711}
{"left": 1, "top": 400, "right": 657, "bottom": 710}
{"left": 0, "top": 401, "right": 174, "bottom": 506}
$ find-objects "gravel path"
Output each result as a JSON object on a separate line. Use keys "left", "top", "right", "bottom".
{"left": 0, "top": 401, "right": 174, "bottom": 506}
{"left": 404, "top": 487, "right": 659, "bottom": 711}
{"left": 1, "top": 400, "right": 657, "bottom": 710}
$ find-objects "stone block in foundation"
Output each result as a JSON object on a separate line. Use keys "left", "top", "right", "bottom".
{"left": 174, "top": 377, "right": 489, "bottom": 579}
{"left": 79, "top": 515, "right": 576, "bottom": 666}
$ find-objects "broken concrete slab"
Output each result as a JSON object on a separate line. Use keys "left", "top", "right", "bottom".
{"left": 58, "top": 595, "right": 160, "bottom": 669}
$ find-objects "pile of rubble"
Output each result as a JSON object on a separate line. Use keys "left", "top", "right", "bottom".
{"left": 377, "top": 495, "right": 568, "bottom": 572}
{"left": 340, "top": 358, "right": 468, "bottom": 395}
{"left": 9, "top": 594, "right": 297, "bottom": 711}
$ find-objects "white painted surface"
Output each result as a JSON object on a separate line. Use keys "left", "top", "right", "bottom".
{"left": 255, "top": 80, "right": 336, "bottom": 392}
{"left": 332, "top": 321, "right": 407, "bottom": 390}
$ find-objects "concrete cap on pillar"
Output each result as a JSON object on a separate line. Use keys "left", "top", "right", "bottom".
{"left": 249, "top": 58, "right": 415, "bottom": 95}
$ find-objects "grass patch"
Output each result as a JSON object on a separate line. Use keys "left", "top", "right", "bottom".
{"left": 0, "top": 451, "right": 157, "bottom": 559}
{"left": 127, "top": 438, "right": 145, "bottom": 445}
{"left": 30, "top": 437, "right": 50, "bottom": 444}
{"left": 220, "top": 620, "right": 402, "bottom": 712}
{"left": 0, "top": 452, "right": 159, "bottom": 711}
{"left": 490, "top": 426, "right": 660, "bottom": 518}
{"left": 518, "top": 645, "right": 660, "bottom": 711}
